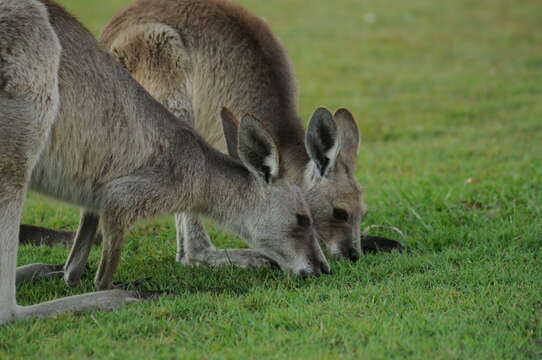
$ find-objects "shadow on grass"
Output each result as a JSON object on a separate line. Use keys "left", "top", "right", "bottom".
{"left": 15, "top": 246, "right": 414, "bottom": 308}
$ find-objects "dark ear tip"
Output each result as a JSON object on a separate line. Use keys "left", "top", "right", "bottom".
{"left": 334, "top": 108, "right": 353, "bottom": 117}
{"left": 313, "top": 106, "right": 333, "bottom": 118}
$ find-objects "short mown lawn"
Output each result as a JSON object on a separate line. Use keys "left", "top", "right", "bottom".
{"left": 1, "top": 0, "right": 541, "bottom": 358}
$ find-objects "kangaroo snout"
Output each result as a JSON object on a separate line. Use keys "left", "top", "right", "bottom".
{"left": 322, "top": 226, "right": 362, "bottom": 262}
{"left": 333, "top": 244, "right": 361, "bottom": 262}
{"left": 297, "top": 260, "right": 331, "bottom": 278}
{"left": 327, "top": 239, "right": 361, "bottom": 262}
{"left": 292, "top": 245, "right": 331, "bottom": 278}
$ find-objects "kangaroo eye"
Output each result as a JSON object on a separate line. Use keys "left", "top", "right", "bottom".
{"left": 296, "top": 214, "right": 311, "bottom": 228}
{"left": 333, "top": 208, "right": 349, "bottom": 222}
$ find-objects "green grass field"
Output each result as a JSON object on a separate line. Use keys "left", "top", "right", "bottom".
{"left": 1, "top": 0, "right": 541, "bottom": 358}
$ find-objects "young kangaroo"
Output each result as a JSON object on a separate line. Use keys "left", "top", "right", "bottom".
{"left": 97, "top": 0, "right": 367, "bottom": 265}
{"left": 2, "top": 0, "right": 328, "bottom": 322}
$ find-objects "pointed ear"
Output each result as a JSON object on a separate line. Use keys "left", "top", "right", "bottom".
{"left": 237, "top": 114, "right": 279, "bottom": 184}
{"left": 334, "top": 108, "right": 360, "bottom": 164}
{"left": 305, "top": 107, "right": 340, "bottom": 177}
{"left": 220, "top": 107, "right": 240, "bottom": 159}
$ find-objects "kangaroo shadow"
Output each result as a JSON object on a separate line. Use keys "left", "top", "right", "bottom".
{"left": 17, "top": 223, "right": 408, "bottom": 301}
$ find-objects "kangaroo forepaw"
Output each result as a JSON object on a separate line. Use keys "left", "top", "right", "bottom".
{"left": 233, "top": 254, "right": 279, "bottom": 269}
{"left": 183, "top": 248, "right": 279, "bottom": 269}
{"left": 63, "top": 263, "right": 92, "bottom": 288}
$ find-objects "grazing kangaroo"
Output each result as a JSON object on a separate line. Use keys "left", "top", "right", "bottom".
{"left": 2, "top": 0, "right": 328, "bottom": 324}
{"left": 1, "top": 0, "right": 149, "bottom": 325}
{"left": 97, "top": 0, "right": 367, "bottom": 264}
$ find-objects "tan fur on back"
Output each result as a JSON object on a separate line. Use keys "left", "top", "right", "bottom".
{"left": 102, "top": 0, "right": 303, "bottom": 155}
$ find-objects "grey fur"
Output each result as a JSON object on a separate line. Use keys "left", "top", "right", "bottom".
{"left": 98, "top": 0, "right": 367, "bottom": 264}
{"left": 0, "top": 0, "right": 144, "bottom": 325}
{"left": 1, "top": 0, "right": 328, "bottom": 324}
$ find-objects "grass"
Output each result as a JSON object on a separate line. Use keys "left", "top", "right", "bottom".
{"left": 1, "top": 0, "right": 541, "bottom": 358}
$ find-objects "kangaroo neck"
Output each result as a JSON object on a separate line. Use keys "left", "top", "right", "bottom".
{"left": 182, "top": 148, "right": 257, "bottom": 230}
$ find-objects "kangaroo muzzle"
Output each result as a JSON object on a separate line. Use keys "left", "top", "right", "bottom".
{"left": 292, "top": 241, "right": 331, "bottom": 277}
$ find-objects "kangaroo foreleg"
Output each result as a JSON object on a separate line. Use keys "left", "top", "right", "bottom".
{"left": 180, "top": 213, "right": 276, "bottom": 268}
{"left": 63, "top": 210, "right": 100, "bottom": 287}
{"left": 94, "top": 215, "right": 127, "bottom": 291}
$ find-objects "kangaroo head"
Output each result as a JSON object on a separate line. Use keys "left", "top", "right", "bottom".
{"left": 222, "top": 108, "right": 330, "bottom": 276}
{"left": 304, "top": 107, "right": 367, "bottom": 261}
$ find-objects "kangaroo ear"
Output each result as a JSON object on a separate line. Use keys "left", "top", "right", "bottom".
{"left": 334, "top": 108, "right": 360, "bottom": 165}
{"left": 237, "top": 114, "right": 279, "bottom": 184}
{"left": 305, "top": 107, "right": 339, "bottom": 177}
{"left": 220, "top": 107, "right": 240, "bottom": 159}
{"left": 106, "top": 23, "right": 184, "bottom": 74}
{"left": 108, "top": 31, "right": 139, "bottom": 73}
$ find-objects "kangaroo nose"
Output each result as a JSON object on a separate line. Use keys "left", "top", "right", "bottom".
{"left": 346, "top": 247, "right": 360, "bottom": 262}
{"left": 298, "top": 259, "right": 331, "bottom": 278}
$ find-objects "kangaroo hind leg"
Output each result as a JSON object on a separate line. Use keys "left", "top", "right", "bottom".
{"left": 0, "top": 0, "right": 139, "bottom": 325}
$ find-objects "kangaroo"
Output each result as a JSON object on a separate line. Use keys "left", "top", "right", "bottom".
{"left": 1, "top": 0, "right": 328, "bottom": 324}
{"left": 96, "top": 0, "right": 367, "bottom": 265}
{"left": 1, "top": 0, "right": 150, "bottom": 325}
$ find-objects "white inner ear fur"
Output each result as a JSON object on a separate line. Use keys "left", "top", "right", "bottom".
{"left": 304, "top": 132, "right": 342, "bottom": 187}
{"left": 264, "top": 151, "right": 280, "bottom": 181}
{"left": 324, "top": 133, "right": 341, "bottom": 173}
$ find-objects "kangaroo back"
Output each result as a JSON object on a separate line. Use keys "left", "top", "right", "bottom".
{"left": 32, "top": 0, "right": 204, "bottom": 208}
{"left": 101, "top": 0, "right": 304, "bottom": 154}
